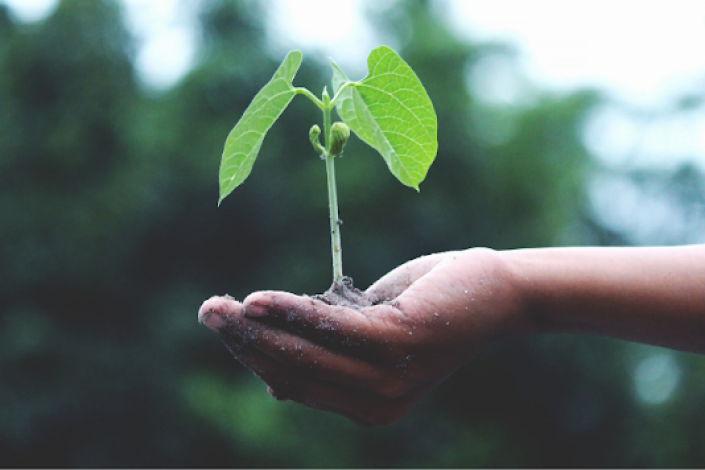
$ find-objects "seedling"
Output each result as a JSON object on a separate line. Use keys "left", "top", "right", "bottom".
{"left": 218, "top": 46, "right": 437, "bottom": 288}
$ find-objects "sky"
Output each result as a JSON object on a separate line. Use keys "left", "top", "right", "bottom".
{"left": 2, "top": 0, "right": 705, "bottom": 172}
{"left": 442, "top": 0, "right": 705, "bottom": 106}
{"left": 4, "top": 0, "right": 705, "bottom": 100}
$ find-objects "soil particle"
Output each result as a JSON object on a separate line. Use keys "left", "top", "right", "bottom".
{"left": 312, "top": 276, "right": 391, "bottom": 310}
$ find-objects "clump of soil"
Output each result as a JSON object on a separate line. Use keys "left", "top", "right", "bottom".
{"left": 313, "top": 276, "right": 391, "bottom": 309}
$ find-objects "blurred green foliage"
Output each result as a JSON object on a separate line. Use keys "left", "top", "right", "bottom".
{"left": 1, "top": 0, "right": 704, "bottom": 466}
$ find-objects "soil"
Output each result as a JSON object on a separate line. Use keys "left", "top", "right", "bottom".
{"left": 312, "top": 276, "right": 393, "bottom": 309}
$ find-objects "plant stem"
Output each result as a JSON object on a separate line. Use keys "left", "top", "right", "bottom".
{"left": 294, "top": 87, "right": 324, "bottom": 109}
{"left": 323, "top": 103, "right": 344, "bottom": 286}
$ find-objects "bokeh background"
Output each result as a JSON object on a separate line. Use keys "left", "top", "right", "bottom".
{"left": 2, "top": 0, "right": 705, "bottom": 466}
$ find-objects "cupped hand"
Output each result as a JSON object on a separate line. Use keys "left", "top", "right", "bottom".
{"left": 198, "top": 248, "right": 524, "bottom": 426}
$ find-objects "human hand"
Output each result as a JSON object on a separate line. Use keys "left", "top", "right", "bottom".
{"left": 198, "top": 248, "right": 524, "bottom": 426}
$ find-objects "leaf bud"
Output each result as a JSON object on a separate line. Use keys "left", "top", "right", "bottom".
{"left": 309, "top": 124, "right": 325, "bottom": 156}
{"left": 329, "top": 122, "right": 350, "bottom": 157}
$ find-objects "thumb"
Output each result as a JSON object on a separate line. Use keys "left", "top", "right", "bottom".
{"left": 366, "top": 252, "right": 449, "bottom": 300}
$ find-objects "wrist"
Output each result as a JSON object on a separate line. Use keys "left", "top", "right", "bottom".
{"left": 453, "top": 247, "right": 534, "bottom": 338}
{"left": 495, "top": 248, "right": 547, "bottom": 336}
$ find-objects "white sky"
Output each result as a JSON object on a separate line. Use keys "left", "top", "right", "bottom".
{"left": 5, "top": 0, "right": 704, "bottom": 101}
{"left": 3, "top": 0, "right": 705, "bottom": 171}
{"left": 442, "top": 0, "right": 705, "bottom": 106}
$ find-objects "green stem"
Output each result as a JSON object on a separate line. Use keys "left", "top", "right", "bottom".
{"left": 323, "top": 103, "right": 344, "bottom": 286}
{"left": 294, "top": 87, "right": 324, "bottom": 109}
{"left": 329, "top": 81, "right": 356, "bottom": 107}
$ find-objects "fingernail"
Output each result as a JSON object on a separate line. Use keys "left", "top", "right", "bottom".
{"left": 244, "top": 303, "right": 268, "bottom": 318}
{"left": 198, "top": 308, "right": 225, "bottom": 331}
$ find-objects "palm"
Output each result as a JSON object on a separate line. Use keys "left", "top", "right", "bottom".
{"left": 198, "top": 248, "right": 517, "bottom": 426}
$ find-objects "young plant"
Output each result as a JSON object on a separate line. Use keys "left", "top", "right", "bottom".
{"left": 218, "top": 46, "right": 437, "bottom": 288}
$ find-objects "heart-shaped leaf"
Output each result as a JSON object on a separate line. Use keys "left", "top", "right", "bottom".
{"left": 332, "top": 46, "right": 437, "bottom": 190}
{"left": 218, "top": 51, "right": 302, "bottom": 205}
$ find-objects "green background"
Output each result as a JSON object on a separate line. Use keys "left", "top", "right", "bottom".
{"left": 2, "top": 0, "right": 705, "bottom": 466}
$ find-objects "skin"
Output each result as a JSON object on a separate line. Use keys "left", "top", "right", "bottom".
{"left": 198, "top": 245, "right": 705, "bottom": 426}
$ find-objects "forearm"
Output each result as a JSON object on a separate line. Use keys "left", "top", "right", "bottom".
{"left": 501, "top": 245, "right": 705, "bottom": 354}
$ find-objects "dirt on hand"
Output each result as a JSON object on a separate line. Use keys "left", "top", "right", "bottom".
{"left": 312, "top": 276, "right": 393, "bottom": 309}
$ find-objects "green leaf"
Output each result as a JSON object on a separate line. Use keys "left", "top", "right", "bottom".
{"left": 218, "top": 50, "right": 302, "bottom": 205}
{"left": 331, "top": 46, "right": 437, "bottom": 190}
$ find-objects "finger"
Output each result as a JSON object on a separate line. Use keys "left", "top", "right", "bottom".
{"left": 233, "top": 343, "right": 377, "bottom": 425}
{"left": 201, "top": 298, "right": 435, "bottom": 425}
{"left": 366, "top": 252, "right": 449, "bottom": 300}
{"left": 198, "top": 295, "right": 243, "bottom": 332}
{"left": 267, "top": 386, "right": 375, "bottom": 427}
{"left": 215, "top": 307, "right": 412, "bottom": 397}
{"left": 252, "top": 324, "right": 413, "bottom": 397}
{"left": 242, "top": 291, "right": 394, "bottom": 346}
{"left": 234, "top": 343, "right": 420, "bottom": 426}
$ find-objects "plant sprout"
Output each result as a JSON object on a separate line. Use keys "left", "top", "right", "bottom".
{"left": 218, "top": 46, "right": 437, "bottom": 287}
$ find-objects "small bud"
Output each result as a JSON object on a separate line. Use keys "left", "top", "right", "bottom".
{"left": 309, "top": 124, "right": 325, "bottom": 156}
{"left": 329, "top": 122, "right": 350, "bottom": 156}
